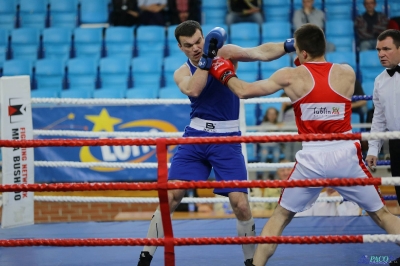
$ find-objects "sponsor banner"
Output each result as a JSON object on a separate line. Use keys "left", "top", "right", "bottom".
{"left": 32, "top": 104, "right": 191, "bottom": 182}
{"left": 300, "top": 103, "right": 345, "bottom": 121}
{"left": 0, "top": 76, "right": 34, "bottom": 228}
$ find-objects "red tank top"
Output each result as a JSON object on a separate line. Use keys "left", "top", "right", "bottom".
{"left": 292, "top": 62, "right": 352, "bottom": 134}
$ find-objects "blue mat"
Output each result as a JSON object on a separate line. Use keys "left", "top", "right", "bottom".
{"left": 0, "top": 216, "right": 399, "bottom": 266}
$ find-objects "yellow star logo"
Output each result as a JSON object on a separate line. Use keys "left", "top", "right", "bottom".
{"left": 85, "top": 108, "right": 121, "bottom": 132}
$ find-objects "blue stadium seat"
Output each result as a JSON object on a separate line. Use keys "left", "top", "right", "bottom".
{"left": 0, "top": 14, "right": 16, "bottom": 30}
{"left": 260, "top": 54, "right": 291, "bottom": 79}
{"left": 325, "top": 20, "right": 355, "bottom": 52}
{"left": 229, "top": 22, "right": 260, "bottom": 47}
{"left": 73, "top": 27, "right": 103, "bottom": 59}
{"left": 49, "top": 0, "right": 78, "bottom": 28}
{"left": 0, "top": 0, "right": 17, "bottom": 14}
{"left": 245, "top": 103, "right": 258, "bottom": 127}
{"left": 163, "top": 54, "right": 187, "bottom": 87}
{"left": 263, "top": 6, "right": 291, "bottom": 22}
{"left": 60, "top": 89, "right": 92, "bottom": 98}
{"left": 261, "top": 21, "right": 291, "bottom": 43}
{"left": 80, "top": 0, "right": 109, "bottom": 24}
{"left": 166, "top": 25, "right": 179, "bottom": 56}
{"left": 35, "top": 58, "right": 65, "bottom": 91}
{"left": 0, "top": 46, "right": 6, "bottom": 69}
{"left": 325, "top": 51, "right": 357, "bottom": 70}
{"left": 135, "top": 25, "right": 166, "bottom": 57}
{"left": 66, "top": 58, "right": 98, "bottom": 90}
{"left": 359, "top": 50, "right": 383, "bottom": 83}
{"left": 42, "top": 28, "right": 72, "bottom": 62}
{"left": 361, "top": 81, "right": 374, "bottom": 110}
{"left": 132, "top": 55, "right": 162, "bottom": 88}
{"left": 236, "top": 61, "right": 259, "bottom": 79}
{"left": 158, "top": 85, "right": 187, "bottom": 99}
{"left": 351, "top": 113, "right": 361, "bottom": 133}
{"left": 324, "top": 3, "right": 353, "bottom": 20}
{"left": 50, "top": 13, "right": 78, "bottom": 29}
{"left": 99, "top": 56, "right": 131, "bottom": 90}
{"left": 388, "top": 0, "right": 400, "bottom": 17}
{"left": 19, "top": 0, "right": 48, "bottom": 29}
{"left": 105, "top": 27, "right": 134, "bottom": 58}
{"left": 246, "top": 143, "right": 258, "bottom": 162}
{"left": 0, "top": 28, "right": 9, "bottom": 63}
{"left": 31, "top": 89, "right": 59, "bottom": 98}
{"left": 11, "top": 28, "right": 41, "bottom": 62}
{"left": 126, "top": 87, "right": 158, "bottom": 99}
{"left": 202, "top": 0, "right": 227, "bottom": 25}
{"left": 3, "top": 59, "right": 33, "bottom": 76}
{"left": 93, "top": 88, "right": 126, "bottom": 98}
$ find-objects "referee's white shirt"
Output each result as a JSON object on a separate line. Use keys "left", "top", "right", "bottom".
{"left": 367, "top": 64, "right": 400, "bottom": 156}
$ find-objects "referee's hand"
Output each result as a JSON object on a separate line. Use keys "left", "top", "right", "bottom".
{"left": 365, "top": 155, "right": 377, "bottom": 172}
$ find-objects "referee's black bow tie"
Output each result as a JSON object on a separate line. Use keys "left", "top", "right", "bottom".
{"left": 387, "top": 65, "right": 400, "bottom": 77}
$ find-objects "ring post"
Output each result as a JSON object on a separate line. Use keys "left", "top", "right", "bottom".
{"left": 0, "top": 76, "right": 35, "bottom": 228}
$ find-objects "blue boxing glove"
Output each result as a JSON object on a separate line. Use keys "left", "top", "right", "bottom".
{"left": 284, "top": 38, "right": 295, "bottom": 53}
{"left": 198, "top": 27, "right": 227, "bottom": 70}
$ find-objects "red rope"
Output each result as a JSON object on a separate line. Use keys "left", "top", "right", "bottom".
{"left": 0, "top": 133, "right": 361, "bottom": 148}
{"left": 156, "top": 139, "right": 175, "bottom": 266}
{"left": 0, "top": 178, "right": 382, "bottom": 192}
{"left": 0, "top": 235, "right": 363, "bottom": 247}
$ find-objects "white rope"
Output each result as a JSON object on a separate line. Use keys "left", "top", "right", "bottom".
{"left": 16, "top": 195, "right": 345, "bottom": 204}
{"left": 381, "top": 177, "right": 400, "bottom": 186}
{"left": 33, "top": 161, "right": 391, "bottom": 171}
{"left": 362, "top": 131, "right": 400, "bottom": 141}
{"left": 32, "top": 130, "right": 298, "bottom": 138}
{"left": 363, "top": 234, "right": 400, "bottom": 243}
{"left": 31, "top": 97, "right": 292, "bottom": 105}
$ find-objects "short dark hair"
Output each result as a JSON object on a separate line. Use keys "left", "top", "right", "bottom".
{"left": 377, "top": 29, "right": 400, "bottom": 48}
{"left": 174, "top": 20, "right": 203, "bottom": 44}
{"left": 294, "top": 23, "right": 326, "bottom": 58}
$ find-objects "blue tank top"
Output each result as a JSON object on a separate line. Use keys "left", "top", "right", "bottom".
{"left": 186, "top": 59, "right": 240, "bottom": 121}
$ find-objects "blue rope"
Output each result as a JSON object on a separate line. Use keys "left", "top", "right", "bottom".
{"left": 352, "top": 95, "right": 373, "bottom": 101}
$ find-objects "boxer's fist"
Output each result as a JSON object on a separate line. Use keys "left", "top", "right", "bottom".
{"left": 284, "top": 38, "right": 295, "bottom": 53}
{"left": 198, "top": 27, "right": 227, "bottom": 70}
{"left": 209, "top": 57, "right": 237, "bottom": 85}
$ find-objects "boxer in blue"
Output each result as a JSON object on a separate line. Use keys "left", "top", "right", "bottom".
{"left": 137, "top": 20, "right": 295, "bottom": 266}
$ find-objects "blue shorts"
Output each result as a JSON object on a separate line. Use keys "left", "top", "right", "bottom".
{"left": 168, "top": 126, "right": 248, "bottom": 196}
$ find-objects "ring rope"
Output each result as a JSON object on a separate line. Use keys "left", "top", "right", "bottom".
{"left": 1, "top": 178, "right": 399, "bottom": 192}
{"left": 0, "top": 234, "right": 398, "bottom": 247}
{"left": 30, "top": 96, "right": 372, "bottom": 105}
{"left": 3, "top": 195, "right": 393, "bottom": 204}
{"left": 2, "top": 132, "right": 400, "bottom": 148}
{"left": 32, "top": 160, "right": 391, "bottom": 169}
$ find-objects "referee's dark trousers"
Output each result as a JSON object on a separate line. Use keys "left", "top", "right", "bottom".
{"left": 389, "top": 139, "right": 400, "bottom": 205}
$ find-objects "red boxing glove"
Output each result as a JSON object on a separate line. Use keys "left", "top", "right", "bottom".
{"left": 209, "top": 57, "right": 237, "bottom": 85}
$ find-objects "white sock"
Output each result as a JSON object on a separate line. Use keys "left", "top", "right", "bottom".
{"left": 237, "top": 218, "right": 256, "bottom": 260}
{"left": 143, "top": 209, "right": 164, "bottom": 256}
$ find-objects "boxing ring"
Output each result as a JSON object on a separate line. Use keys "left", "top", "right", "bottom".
{"left": 0, "top": 88, "right": 399, "bottom": 266}
{"left": 1, "top": 133, "right": 400, "bottom": 266}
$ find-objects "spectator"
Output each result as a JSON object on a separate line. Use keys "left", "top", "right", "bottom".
{"left": 354, "top": 0, "right": 389, "bottom": 51}
{"left": 388, "top": 16, "right": 400, "bottom": 30}
{"left": 292, "top": 0, "right": 335, "bottom": 52}
{"left": 167, "top": 0, "right": 201, "bottom": 25}
{"left": 296, "top": 188, "right": 362, "bottom": 216}
{"left": 225, "top": 0, "right": 264, "bottom": 26}
{"left": 138, "top": 0, "right": 167, "bottom": 26}
{"left": 258, "top": 107, "right": 282, "bottom": 163}
{"left": 109, "top": 0, "right": 140, "bottom": 26}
